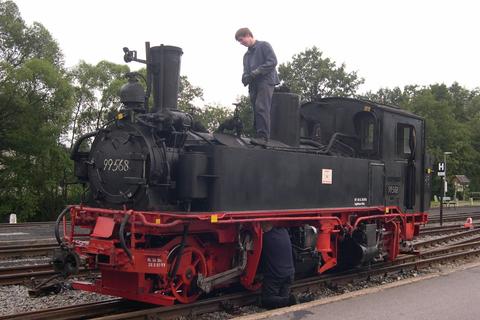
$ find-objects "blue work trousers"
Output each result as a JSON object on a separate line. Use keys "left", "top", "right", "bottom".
{"left": 249, "top": 82, "right": 274, "bottom": 139}
{"left": 261, "top": 274, "right": 294, "bottom": 309}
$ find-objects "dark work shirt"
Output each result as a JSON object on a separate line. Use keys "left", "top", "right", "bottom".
{"left": 261, "top": 227, "right": 295, "bottom": 278}
{"left": 243, "top": 40, "right": 280, "bottom": 86}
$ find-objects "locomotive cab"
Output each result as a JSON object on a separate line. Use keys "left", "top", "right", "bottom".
{"left": 298, "top": 97, "right": 430, "bottom": 214}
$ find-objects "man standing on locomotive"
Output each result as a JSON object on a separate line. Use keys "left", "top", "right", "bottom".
{"left": 235, "top": 27, "right": 279, "bottom": 145}
{"left": 260, "top": 222, "right": 297, "bottom": 309}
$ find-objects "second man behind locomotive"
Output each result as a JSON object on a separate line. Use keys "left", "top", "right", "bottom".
{"left": 235, "top": 27, "right": 280, "bottom": 143}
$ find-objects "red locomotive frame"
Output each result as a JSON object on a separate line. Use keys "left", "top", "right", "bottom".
{"left": 60, "top": 205, "right": 427, "bottom": 305}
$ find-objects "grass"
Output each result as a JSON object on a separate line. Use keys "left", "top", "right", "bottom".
{"left": 430, "top": 200, "right": 480, "bottom": 208}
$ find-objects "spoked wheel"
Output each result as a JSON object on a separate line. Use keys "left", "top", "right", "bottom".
{"left": 169, "top": 246, "right": 208, "bottom": 304}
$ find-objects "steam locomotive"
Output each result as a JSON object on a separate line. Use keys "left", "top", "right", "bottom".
{"left": 53, "top": 42, "right": 429, "bottom": 305}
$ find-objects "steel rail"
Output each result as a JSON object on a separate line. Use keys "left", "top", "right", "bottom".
{"left": 413, "top": 228, "right": 480, "bottom": 249}
{"left": 0, "top": 264, "right": 89, "bottom": 286}
{"left": 0, "top": 243, "right": 57, "bottom": 258}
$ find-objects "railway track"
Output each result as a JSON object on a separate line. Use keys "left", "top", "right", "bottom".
{"left": 427, "top": 212, "right": 480, "bottom": 224}
{"left": 0, "top": 299, "right": 140, "bottom": 320}
{"left": 0, "top": 264, "right": 59, "bottom": 286}
{"left": 419, "top": 225, "right": 468, "bottom": 236}
{"left": 413, "top": 228, "right": 480, "bottom": 249}
{"left": 1, "top": 212, "right": 479, "bottom": 318}
{"left": 0, "top": 243, "right": 57, "bottom": 258}
{"left": 0, "top": 222, "right": 56, "bottom": 228}
{"left": 4, "top": 236, "right": 480, "bottom": 320}
{"left": 0, "top": 223, "right": 476, "bottom": 285}
{"left": 1, "top": 224, "right": 477, "bottom": 287}
{"left": 0, "top": 263, "right": 91, "bottom": 286}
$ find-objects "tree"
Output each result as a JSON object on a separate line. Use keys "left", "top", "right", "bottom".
{"left": 177, "top": 76, "right": 237, "bottom": 133}
{"left": 278, "top": 46, "right": 364, "bottom": 101}
{"left": 178, "top": 75, "right": 204, "bottom": 112}
{"left": 185, "top": 95, "right": 253, "bottom": 136}
{"left": 68, "top": 61, "right": 129, "bottom": 147}
{"left": 364, "top": 83, "right": 480, "bottom": 194}
{"left": 193, "top": 104, "right": 233, "bottom": 132}
{"left": 362, "top": 85, "right": 419, "bottom": 106}
{"left": 0, "top": 1, "right": 74, "bottom": 221}
{"left": 0, "top": 0, "right": 62, "bottom": 68}
{"left": 234, "top": 95, "right": 255, "bottom": 136}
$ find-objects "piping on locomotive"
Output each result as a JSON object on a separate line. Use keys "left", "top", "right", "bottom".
{"left": 53, "top": 42, "right": 430, "bottom": 305}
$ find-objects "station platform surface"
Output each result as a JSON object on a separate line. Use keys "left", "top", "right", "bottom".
{"left": 237, "top": 262, "right": 480, "bottom": 320}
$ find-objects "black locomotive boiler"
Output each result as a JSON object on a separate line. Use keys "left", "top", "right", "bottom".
{"left": 55, "top": 42, "right": 429, "bottom": 305}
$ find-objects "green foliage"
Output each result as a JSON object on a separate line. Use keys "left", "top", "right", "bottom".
{"left": 3, "top": 0, "right": 480, "bottom": 219}
{"left": 363, "top": 83, "right": 480, "bottom": 194}
{"left": 177, "top": 76, "right": 236, "bottom": 133}
{"left": 0, "top": 1, "right": 62, "bottom": 67}
{"left": 193, "top": 104, "right": 233, "bottom": 132}
{"left": 68, "top": 60, "right": 129, "bottom": 146}
{"left": 0, "top": 0, "right": 74, "bottom": 221}
{"left": 184, "top": 95, "right": 253, "bottom": 136}
{"left": 234, "top": 95, "right": 255, "bottom": 137}
{"left": 278, "top": 46, "right": 364, "bottom": 101}
{"left": 178, "top": 75, "right": 204, "bottom": 112}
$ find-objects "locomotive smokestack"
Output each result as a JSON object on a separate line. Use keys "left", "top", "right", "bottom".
{"left": 150, "top": 45, "right": 183, "bottom": 113}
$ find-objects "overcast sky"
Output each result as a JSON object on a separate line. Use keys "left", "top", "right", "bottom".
{"left": 13, "top": 0, "right": 480, "bottom": 107}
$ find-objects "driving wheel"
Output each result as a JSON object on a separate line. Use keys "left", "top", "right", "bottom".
{"left": 169, "top": 246, "right": 208, "bottom": 303}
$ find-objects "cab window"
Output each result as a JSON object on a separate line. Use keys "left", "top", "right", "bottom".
{"left": 361, "top": 120, "right": 375, "bottom": 150}
{"left": 397, "top": 124, "right": 415, "bottom": 158}
{"left": 355, "top": 111, "right": 378, "bottom": 156}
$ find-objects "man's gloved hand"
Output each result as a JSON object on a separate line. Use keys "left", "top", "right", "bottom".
{"left": 250, "top": 68, "right": 261, "bottom": 78}
{"left": 242, "top": 73, "right": 252, "bottom": 86}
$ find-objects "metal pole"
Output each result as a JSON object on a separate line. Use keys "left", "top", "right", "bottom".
{"left": 440, "top": 176, "right": 444, "bottom": 226}
{"left": 440, "top": 151, "right": 452, "bottom": 226}
{"left": 443, "top": 153, "right": 447, "bottom": 199}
